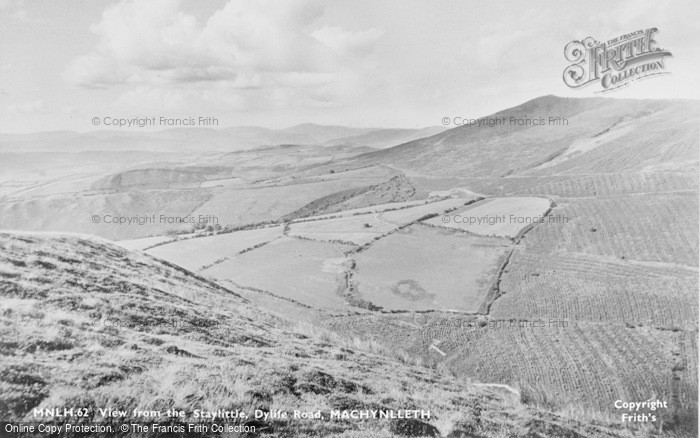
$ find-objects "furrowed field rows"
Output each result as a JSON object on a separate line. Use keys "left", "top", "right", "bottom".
{"left": 522, "top": 193, "right": 698, "bottom": 266}
{"left": 492, "top": 249, "right": 698, "bottom": 329}
{"left": 411, "top": 173, "right": 697, "bottom": 198}
{"left": 669, "top": 330, "right": 699, "bottom": 426}
{"left": 511, "top": 251, "right": 697, "bottom": 279}
{"left": 515, "top": 173, "right": 698, "bottom": 198}
{"left": 441, "top": 323, "right": 696, "bottom": 416}
{"left": 325, "top": 314, "right": 698, "bottom": 421}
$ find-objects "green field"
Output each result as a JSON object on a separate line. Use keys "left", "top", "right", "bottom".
{"left": 426, "top": 197, "right": 550, "bottom": 238}
{"left": 352, "top": 226, "right": 510, "bottom": 312}
{"left": 288, "top": 197, "right": 472, "bottom": 245}
{"left": 146, "top": 226, "right": 284, "bottom": 271}
{"left": 204, "top": 237, "right": 356, "bottom": 311}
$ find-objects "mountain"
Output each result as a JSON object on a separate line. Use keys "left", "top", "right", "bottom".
{"left": 348, "top": 96, "right": 699, "bottom": 177}
{"left": 0, "top": 125, "right": 378, "bottom": 154}
{"left": 0, "top": 232, "right": 634, "bottom": 437}
{"left": 325, "top": 127, "right": 449, "bottom": 149}
{"left": 275, "top": 123, "right": 375, "bottom": 144}
{"left": 0, "top": 124, "right": 454, "bottom": 156}
{"left": 0, "top": 129, "right": 234, "bottom": 154}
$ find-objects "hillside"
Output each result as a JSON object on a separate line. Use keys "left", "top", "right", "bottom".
{"left": 350, "top": 96, "right": 699, "bottom": 177}
{"left": 325, "top": 127, "right": 448, "bottom": 149}
{"left": 0, "top": 232, "right": 640, "bottom": 437}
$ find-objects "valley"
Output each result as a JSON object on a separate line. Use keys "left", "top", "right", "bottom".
{"left": 1, "top": 96, "right": 698, "bottom": 437}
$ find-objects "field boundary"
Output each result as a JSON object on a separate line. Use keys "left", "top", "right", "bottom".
{"left": 476, "top": 202, "right": 554, "bottom": 314}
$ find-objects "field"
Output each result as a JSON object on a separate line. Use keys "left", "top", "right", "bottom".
{"left": 442, "top": 323, "right": 697, "bottom": 419}
{"left": 199, "top": 177, "right": 246, "bottom": 188}
{"left": 288, "top": 214, "right": 400, "bottom": 245}
{"left": 492, "top": 249, "right": 699, "bottom": 329}
{"left": 316, "top": 178, "right": 698, "bottom": 432}
{"left": 410, "top": 172, "right": 698, "bottom": 198}
{"left": 288, "top": 197, "right": 473, "bottom": 245}
{"left": 425, "top": 197, "right": 550, "bottom": 238}
{"left": 190, "top": 179, "right": 379, "bottom": 228}
{"left": 522, "top": 193, "right": 699, "bottom": 266}
{"left": 145, "top": 226, "right": 284, "bottom": 271}
{"left": 116, "top": 235, "right": 176, "bottom": 251}
{"left": 293, "top": 199, "right": 433, "bottom": 221}
{"left": 129, "top": 176, "right": 698, "bottom": 432}
{"left": 315, "top": 180, "right": 699, "bottom": 432}
{"left": 379, "top": 197, "right": 473, "bottom": 223}
{"left": 326, "top": 313, "right": 698, "bottom": 427}
{"left": 351, "top": 226, "right": 511, "bottom": 312}
{"left": 203, "top": 237, "right": 355, "bottom": 311}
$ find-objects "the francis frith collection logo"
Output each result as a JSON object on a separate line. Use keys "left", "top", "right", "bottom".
{"left": 563, "top": 28, "right": 671, "bottom": 92}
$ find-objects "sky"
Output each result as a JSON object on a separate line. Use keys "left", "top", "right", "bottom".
{"left": 0, "top": 0, "right": 698, "bottom": 133}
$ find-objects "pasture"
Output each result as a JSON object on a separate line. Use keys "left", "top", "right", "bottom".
{"left": 117, "top": 235, "right": 175, "bottom": 251}
{"left": 292, "top": 199, "right": 432, "bottom": 221}
{"left": 352, "top": 226, "right": 510, "bottom": 312}
{"left": 523, "top": 193, "right": 698, "bottom": 266}
{"left": 204, "top": 237, "right": 355, "bottom": 311}
{"left": 425, "top": 197, "right": 550, "bottom": 238}
{"left": 288, "top": 197, "right": 473, "bottom": 245}
{"left": 146, "top": 226, "right": 284, "bottom": 271}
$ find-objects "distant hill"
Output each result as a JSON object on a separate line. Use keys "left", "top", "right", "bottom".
{"left": 0, "top": 124, "right": 454, "bottom": 155}
{"left": 0, "top": 124, "right": 392, "bottom": 154}
{"left": 325, "top": 126, "right": 448, "bottom": 149}
{"left": 274, "top": 123, "right": 374, "bottom": 144}
{"left": 348, "top": 96, "right": 699, "bottom": 177}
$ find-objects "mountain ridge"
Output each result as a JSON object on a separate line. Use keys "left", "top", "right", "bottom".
{"left": 343, "top": 96, "right": 699, "bottom": 177}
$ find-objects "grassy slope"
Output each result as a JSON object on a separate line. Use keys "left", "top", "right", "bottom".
{"left": 0, "top": 232, "right": 634, "bottom": 438}
{"left": 351, "top": 97, "right": 698, "bottom": 178}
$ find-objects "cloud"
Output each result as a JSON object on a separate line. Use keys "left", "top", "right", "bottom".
{"left": 4, "top": 99, "right": 43, "bottom": 113}
{"left": 312, "top": 27, "right": 384, "bottom": 57}
{"left": 63, "top": 0, "right": 382, "bottom": 93}
{"left": 0, "top": 0, "right": 32, "bottom": 22}
{"left": 62, "top": 53, "right": 131, "bottom": 89}
{"left": 113, "top": 86, "right": 207, "bottom": 113}
{"left": 0, "top": 0, "right": 22, "bottom": 10}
